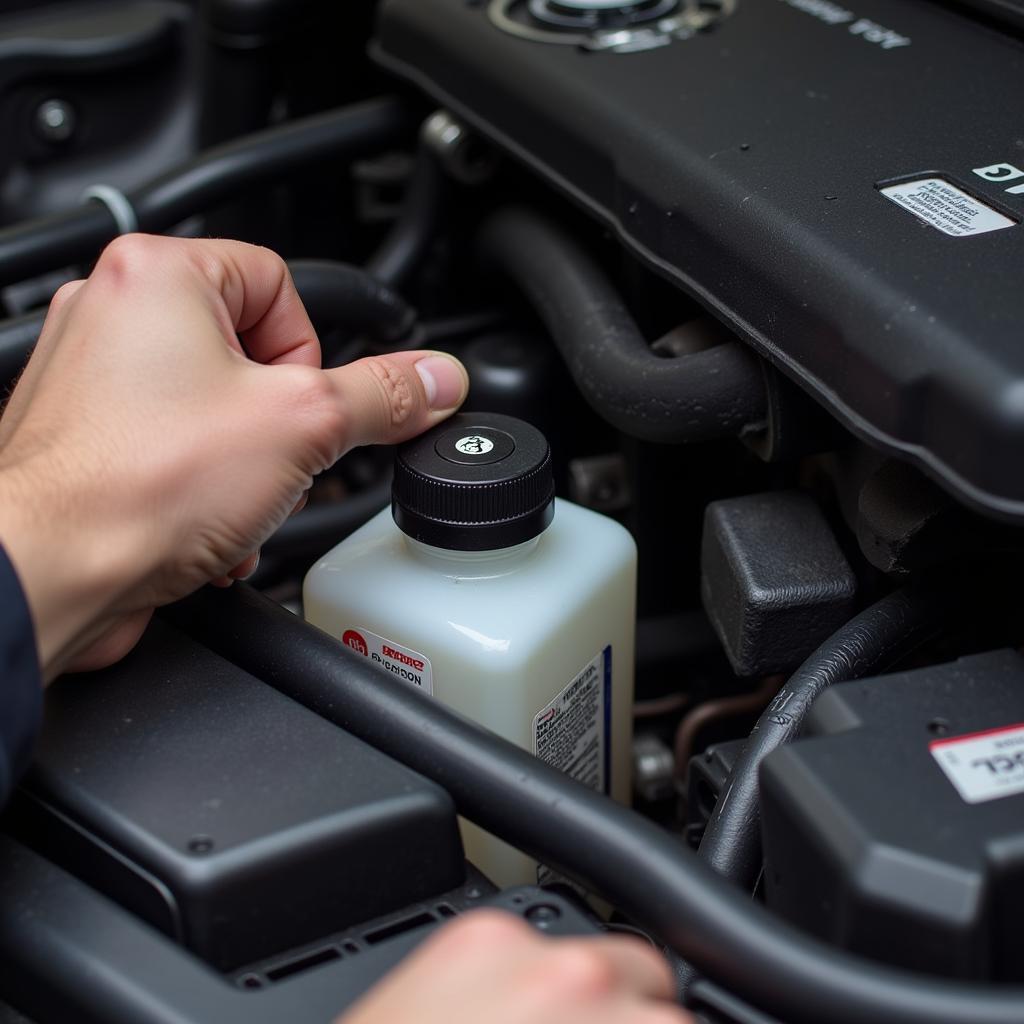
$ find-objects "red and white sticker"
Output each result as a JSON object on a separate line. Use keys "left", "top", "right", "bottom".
{"left": 930, "top": 723, "right": 1024, "bottom": 804}
{"left": 340, "top": 627, "right": 433, "bottom": 695}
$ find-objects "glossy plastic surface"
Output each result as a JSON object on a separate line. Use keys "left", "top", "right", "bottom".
{"left": 304, "top": 499, "right": 636, "bottom": 886}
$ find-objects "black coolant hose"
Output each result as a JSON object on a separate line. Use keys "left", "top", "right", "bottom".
{"left": 288, "top": 261, "right": 416, "bottom": 349}
{"left": 0, "top": 260, "right": 416, "bottom": 387}
{"left": 478, "top": 208, "right": 768, "bottom": 444}
{"left": 0, "top": 97, "right": 410, "bottom": 288}
{"left": 164, "top": 583, "right": 1024, "bottom": 1024}
{"left": 697, "top": 581, "right": 959, "bottom": 891}
{"left": 366, "top": 142, "right": 446, "bottom": 290}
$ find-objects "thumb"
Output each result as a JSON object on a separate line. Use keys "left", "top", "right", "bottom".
{"left": 325, "top": 350, "right": 469, "bottom": 451}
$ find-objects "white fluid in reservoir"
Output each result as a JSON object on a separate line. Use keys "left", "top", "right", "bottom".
{"left": 304, "top": 412, "right": 636, "bottom": 888}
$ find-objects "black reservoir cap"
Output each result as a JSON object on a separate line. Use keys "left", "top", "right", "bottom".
{"left": 393, "top": 412, "right": 554, "bottom": 551}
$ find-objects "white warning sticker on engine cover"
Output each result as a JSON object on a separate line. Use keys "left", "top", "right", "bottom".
{"left": 879, "top": 178, "right": 1016, "bottom": 237}
{"left": 533, "top": 647, "right": 612, "bottom": 795}
{"left": 340, "top": 627, "right": 433, "bottom": 695}
{"left": 930, "top": 723, "right": 1024, "bottom": 804}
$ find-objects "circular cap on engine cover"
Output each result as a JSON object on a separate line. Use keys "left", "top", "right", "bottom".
{"left": 393, "top": 412, "right": 555, "bottom": 551}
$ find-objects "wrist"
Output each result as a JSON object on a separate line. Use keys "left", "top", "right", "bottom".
{"left": 0, "top": 457, "right": 137, "bottom": 680}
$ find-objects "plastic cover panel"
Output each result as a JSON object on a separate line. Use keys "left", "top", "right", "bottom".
{"left": 375, "top": 0, "right": 1024, "bottom": 520}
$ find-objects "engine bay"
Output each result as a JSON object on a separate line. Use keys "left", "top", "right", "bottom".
{"left": 2, "top": 1, "right": 1024, "bottom": 1022}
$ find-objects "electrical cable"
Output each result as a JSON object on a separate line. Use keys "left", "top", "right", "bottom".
{"left": 697, "top": 581, "right": 959, "bottom": 891}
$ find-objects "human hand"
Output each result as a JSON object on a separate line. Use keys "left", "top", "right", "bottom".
{"left": 0, "top": 235, "right": 468, "bottom": 680}
{"left": 339, "top": 910, "right": 692, "bottom": 1024}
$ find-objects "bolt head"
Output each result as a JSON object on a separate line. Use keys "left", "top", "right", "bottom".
{"left": 35, "top": 99, "right": 75, "bottom": 143}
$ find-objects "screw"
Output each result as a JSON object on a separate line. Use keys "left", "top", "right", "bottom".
{"left": 35, "top": 99, "right": 76, "bottom": 143}
{"left": 525, "top": 903, "right": 562, "bottom": 929}
{"left": 188, "top": 835, "right": 215, "bottom": 855}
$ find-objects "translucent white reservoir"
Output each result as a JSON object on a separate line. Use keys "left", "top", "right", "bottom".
{"left": 304, "top": 413, "right": 636, "bottom": 887}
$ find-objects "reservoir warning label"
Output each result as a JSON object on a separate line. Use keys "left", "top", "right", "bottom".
{"left": 879, "top": 178, "right": 1016, "bottom": 237}
{"left": 341, "top": 627, "right": 433, "bottom": 695}
{"left": 533, "top": 647, "right": 612, "bottom": 796}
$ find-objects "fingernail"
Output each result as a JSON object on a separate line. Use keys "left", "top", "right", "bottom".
{"left": 416, "top": 354, "right": 467, "bottom": 411}
{"left": 241, "top": 549, "right": 261, "bottom": 581}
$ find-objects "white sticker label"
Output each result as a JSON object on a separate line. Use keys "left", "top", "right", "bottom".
{"left": 454, "top": 435, "right": 494, "bottom": 456}
{"left": 879, "top": 178, "right": 1016, "bottom": 237}
{"left": 930, "top": 723, "right": 1024, "bottom": 804}
{"left": 533, "top": 647, "right": 612, "bottom": 795}
{"left": 340, "top": 627, "right": 433, "bottom": 695}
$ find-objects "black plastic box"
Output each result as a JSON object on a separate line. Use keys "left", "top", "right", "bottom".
{"left": 761, "top": 650, "right": 1024, "bottom": 980}
{"left": 15, "top": 620, "right": 465, "bottom": 971}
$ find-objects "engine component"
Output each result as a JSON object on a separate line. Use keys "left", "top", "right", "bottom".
{"left": 0, "top": 834, "right": 598, "bottom": 1023}
{"left": 478, "top": 207, "right": 769, "bottom": 444}
{"left": 0, "top": 96, "right": 410, "bottom": 288}
{"left": 169, "top": 582, "right": 1024, "bottom": 1024}
{"left": 487, "top": 0, "right": 733, "bottom": 52}
{"left": 421, "top": 110, "right": 498, "bottom": 186}
{"left": 366, "top": 129, "right": 448, "bottom": 288}
{"left": 761, "top": 650, "right": 1024, "bottom": 981}
{"left": 304, "top": 412, "right": 636, "bottom": 887}
{"left": 685, "top": 738, "right": 745, "bottom": 842}
{"left": 288, "top": 259, "right": 417, "bottom": 348}
{"left": 700, "top": 491, "right": 858, "bottom": 677}
{"left": 12, "top": 620, "right": 464, "bottom": 972}
{"left": 698, "top": 581, "right": 964, "bottom": 894}
{"left": 374, "top": 0, "right": 1024, "bottom": 521}
{"left": 632, "top": 733, "right": 676, "bottom": 803}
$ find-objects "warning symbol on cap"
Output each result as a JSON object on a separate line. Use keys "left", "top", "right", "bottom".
{"left": 455, "top": 435, "right": 495, "bottom": 456}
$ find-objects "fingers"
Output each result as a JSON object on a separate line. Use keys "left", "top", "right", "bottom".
{"left": 415, "top": 912, "right": 675, "bottom": 1001}
{"left": 195, "top": 239, "right": 321, "bottom": 369}
{"left": 90, "top": 235, "right": 322, "bottom": 369}
{"left": 323, "top": 350, "right": 469, "bottom": 452}
{"left": 208, "top": 549, "right": 261, "bottom": 589}
{"left": 338, "top": 910, "right": 689, "bottom": 1024}
{"left": 228, "top": 549, "right": 261, "bottom": 580}
{"left": 583, "top": 936, "right": 677, "bottom": 1003}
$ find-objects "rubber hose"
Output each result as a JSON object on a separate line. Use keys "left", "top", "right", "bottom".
{"left": 163, "top": 584, "right": 1024, "bottom": 1024}
{"left": 288, "top": 261, "right": 416, "bottom": 349}
{"left": 478, "top": 208, "right": 768, "bottom": 444}
{"left": 131, "top": 98, "right": 409, "bottom": 232}
{"left": 0, "top": 97, "right": 410, "bottom": 288}
{"left": 366, "top": 143, "right": 446, "bottom": 289}
{"left": 697, "top": 581, "right": 958, "bottom": 891}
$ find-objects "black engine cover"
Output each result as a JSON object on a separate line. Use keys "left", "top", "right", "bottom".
{"left": 374, "top": 0, "right": 1024, "bottom": 520}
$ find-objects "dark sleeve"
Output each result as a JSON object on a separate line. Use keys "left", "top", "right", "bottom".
{"left": 0, "top": 544, "right": 42, "bottom": 806}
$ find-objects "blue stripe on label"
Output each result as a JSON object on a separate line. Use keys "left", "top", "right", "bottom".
{"left": 603, "top": 644, "right": 612, "bottom": 796}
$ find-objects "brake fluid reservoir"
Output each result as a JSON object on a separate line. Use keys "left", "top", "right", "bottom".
{"left": 303, "top": 412, "right": 636, "bottom": 887}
